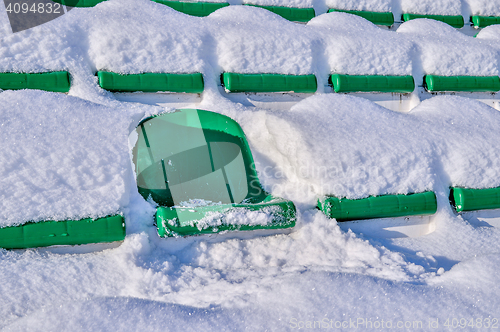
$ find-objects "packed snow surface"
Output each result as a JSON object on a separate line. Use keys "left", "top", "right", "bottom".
{"left": 1, "top": 0, "right": 500, "bottom": 330}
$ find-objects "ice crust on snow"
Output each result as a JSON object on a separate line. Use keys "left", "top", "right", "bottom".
{"left": 397, "top": 19, "right": 499, "bottom": 78}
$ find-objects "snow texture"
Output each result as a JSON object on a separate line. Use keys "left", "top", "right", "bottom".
{"left": 400, "top": 0, "right": 462, "bottom": 16}
{"left": 1, "top": 0, "right": 500, "bottom": 329}
{"left": 325, "top": 0, "right": 391, "bottom": 12}
{"left": 397, "top": 19, "right": 499, "bottom": 78}
{"left": 463, "top": 0, "right": 500, "bottom": 16}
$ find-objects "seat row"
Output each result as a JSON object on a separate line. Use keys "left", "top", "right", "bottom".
{"left": 2, "top": 71, "right": 500, "bottom": 95}
{"left": 52, "top": 0, "right": 500, "bottom": 29}
{"left": 0, "top": 106, "right": 499, "bottom": 249}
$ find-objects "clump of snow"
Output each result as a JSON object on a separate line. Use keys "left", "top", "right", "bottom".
{"left": 208, "top": 6, "right": 314, "bottom": 75}
{"left": 0, "top": 90, "right": 133, "bottom": 227}
{"left": 397, "top": 19, "right": 499, "bottom": 78}
{"left": 193, "top": 206, "right": 283, "bottom": 230}
{"left": 308, "top": 13, "right": 413, "bottom": 76}
{"left": 400, "top": 0, "right": 462, "bottom": 16}
{"left": 463, "top": 0, "right": 500, "bottom": 16}
{"left": 324, "top": 0, "right": 391, "bottom": 13}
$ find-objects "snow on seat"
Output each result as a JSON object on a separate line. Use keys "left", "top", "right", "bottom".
{"left": 330, "top": 74, "right": 414, "bottom": 93}
{"left": 152, "top": 0, "right": 228, "bottom": 17}
{"left": 327, "top": 9, "right": 394, "bottom": 27}
{"left": 209, "top": 6, "right": 315, "bottom": 95}
{"left": 97, "top": 71, "right": 204, "bottom": 93}
{"left": 401, "top": 14, "right": 464, "bottom": 29}
{"left": 0, "top": 90, "right": 132, "bottom": 249}
{"left": 465, "top": 0, "right": 500, "bottom": 28}
{"left": 0, "top": 71, "right": 70, "bottom": 93}
{"left": 0, "top": 215, "right": 125, "bottom": 250}
{"left": 424, "top": 75, "right": 500, "bottom": 92}
{"left": 130, "top": 109, "right": 296, "bottom": 237}
{"left": 400, "top": 0, "right": 463, "bottom": 28}
{"left": 318, "top": 192, "right": 437, "bottom": 222}
{"left": 222, "top": 73, "right": 317, "bottom": 93}
{"left": 450, "top": 187, "right": 500, "bottom": 212}
{"left": 51, "top": 0, "right": 106, "bottom": 7}
{"left": 244, "top": 5, "right": 315, "bottom": 23}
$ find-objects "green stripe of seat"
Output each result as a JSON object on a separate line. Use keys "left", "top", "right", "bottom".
{"left": 402, "top": 13, "right": 464, "bottom": 28}
{"left": 156, "top": 197, "right": 296, "bottom": 237}
{"left": 51, "top": 0, "right": 106, "bottom": 7}
{"left": 152, "top": 0, "right": 228, "bottom": 16}
{"left": 471, "top": 16, "right": 500, "bottom": 28}
{"left": 330, "top": 74, "right": 415, "bottom": 93}
{"left": 318, "top": 192, "right": 437, "bottom": 222}
{"left": 97, "top": 71, "right": 204, "bottom": 93}
{"left": 0, "top": 215, "right": 125, "bottom": 249}
{"left": 222, "top": 73, "right": 317, "bottom": 93}
{"left": 424, "top": 75, "right": 500, "bottom": 92}
{"left": 0, "top": 71, "right": 70, "bottom": 93}
{"left": 450, "top": 187, "right": 500, "bottom": 212}
{"left": 245, "top": 4, "right": 315, "bottom": 22}
{"left": 327, "top": 9, "right": 394, "bottom": 26}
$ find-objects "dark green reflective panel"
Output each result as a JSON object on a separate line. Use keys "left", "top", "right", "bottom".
{"left": 132, "top": 109, "right": 263, "bottom": 207}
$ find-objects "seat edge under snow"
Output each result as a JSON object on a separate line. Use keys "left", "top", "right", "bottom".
{"left": 97, "top": 71, "right": 204, "bottom": 93}
{"left": 245, "top": 4, "right": 315, "bottom": 22}
{"left": 222, "top": 72, "right": 317, "bottom": 93}
{"left": 156, "top": 197, "right": 296, "bottom": 237}
{"left": 152, "top": 0, "right": 229, "bottom": 17}
{"left": 51, "top": 0, "right": 106, "bottom": 7}
{"left": 0, "top": 71, "right": 70, "bottom": 93}
{"left": 0, "top": 214, "right": 125, "bottom": 249}
{"left": 402, "top": 13, "right": 464, "bottom": 28}
{"left": 330, "top": 74, "right": 415, "bottom": 93}
{"left": 424, "top": 75, "right": 500, "bottom": 92}
{"left": 318, "top": 191, "right": 437, "bottom": 222}
{"left": 450, "top": 187, "right": 500, "bottom": 212}
{"left": 327, "top": 9, "right": 394, "bottom": 26}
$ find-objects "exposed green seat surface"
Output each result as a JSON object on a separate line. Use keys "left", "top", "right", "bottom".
{"left": 246, "top": 4, "right": 315, "bottom": 22}
{"left": 152, "top": 0, "right": 228, "bottom": 16}
{"left": 0, "top": 71, "right": 70, "bottom": 93}
{"left": 222, "top": 73, "right": 317, "bottom": 93}
{"left": 318, "top": 192, "right": 437, "bottom": 222}
{"left": 157, "top": 196, "right": 296, "bottom": 237}
{"left": 450, "top": 187, "right": 500, "bottom": 212}
{"left": 402, "top": 13, "right": 464, "bottom": 28}
{"left": 0, "top": 215, "right": 125, "bottom": 250}
{"left": 471, "top": 16, "right": 500, "bottom": 28}
{"left": 132, "top": 109, "right": 296, "bottom": 237}
{"left": 330, "top": 74, "right": 415, "bottom": 93}
{"left": 52, "top": 0, "right": 106, "bottom": 7}
{"left": 97, "top": 71, "right": 204, "bottom": 93}
{"left": 327, "top": 9, "right": 394, "bottom": 26}
{"left": 424, "top": 75, "right": 500, "bottom": 92}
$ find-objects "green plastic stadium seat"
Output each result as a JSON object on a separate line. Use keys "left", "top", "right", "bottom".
{"left": 245, "top": 4, "right": 315, "bottom": 22}
{"left": 424, "top": 75, "right": 500, "bottom": 92}
{"left": 330, "top": 74, "right": 415, "bottom": 93}
{"left": 0, "top": 71, "right": 70, "bottom": 93}
{"left": 0, "top": 215, "right": 125, "bottom": 249}
{"left": 221, "top": 73, "right": 317, "bottom": 93}
{"left": 97, "top": 71, "right": 204, "bottom": 93}
{"left": 152, "top": 0, "right": 229, "bottom": 16}
{"left": 450, "top": 187, "right": 500, "bottom": 212}
{"left": 327, "top": 9, "right": 394, "bottom": 26}
{"left": 318, "top": 192, "right": 437, "bottom": 222}
{"left": 131, "top": 109, "right": 296, "bottom": 237}
{"left": 402, "top": 13, "right": 464, "bottom": 28}
{"left": 471, "top": 16, "right": 500, "bottom": 28}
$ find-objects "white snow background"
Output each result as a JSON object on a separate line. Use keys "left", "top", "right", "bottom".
{"left": 1, "top": 0, "right": 500, "bottom": 330}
